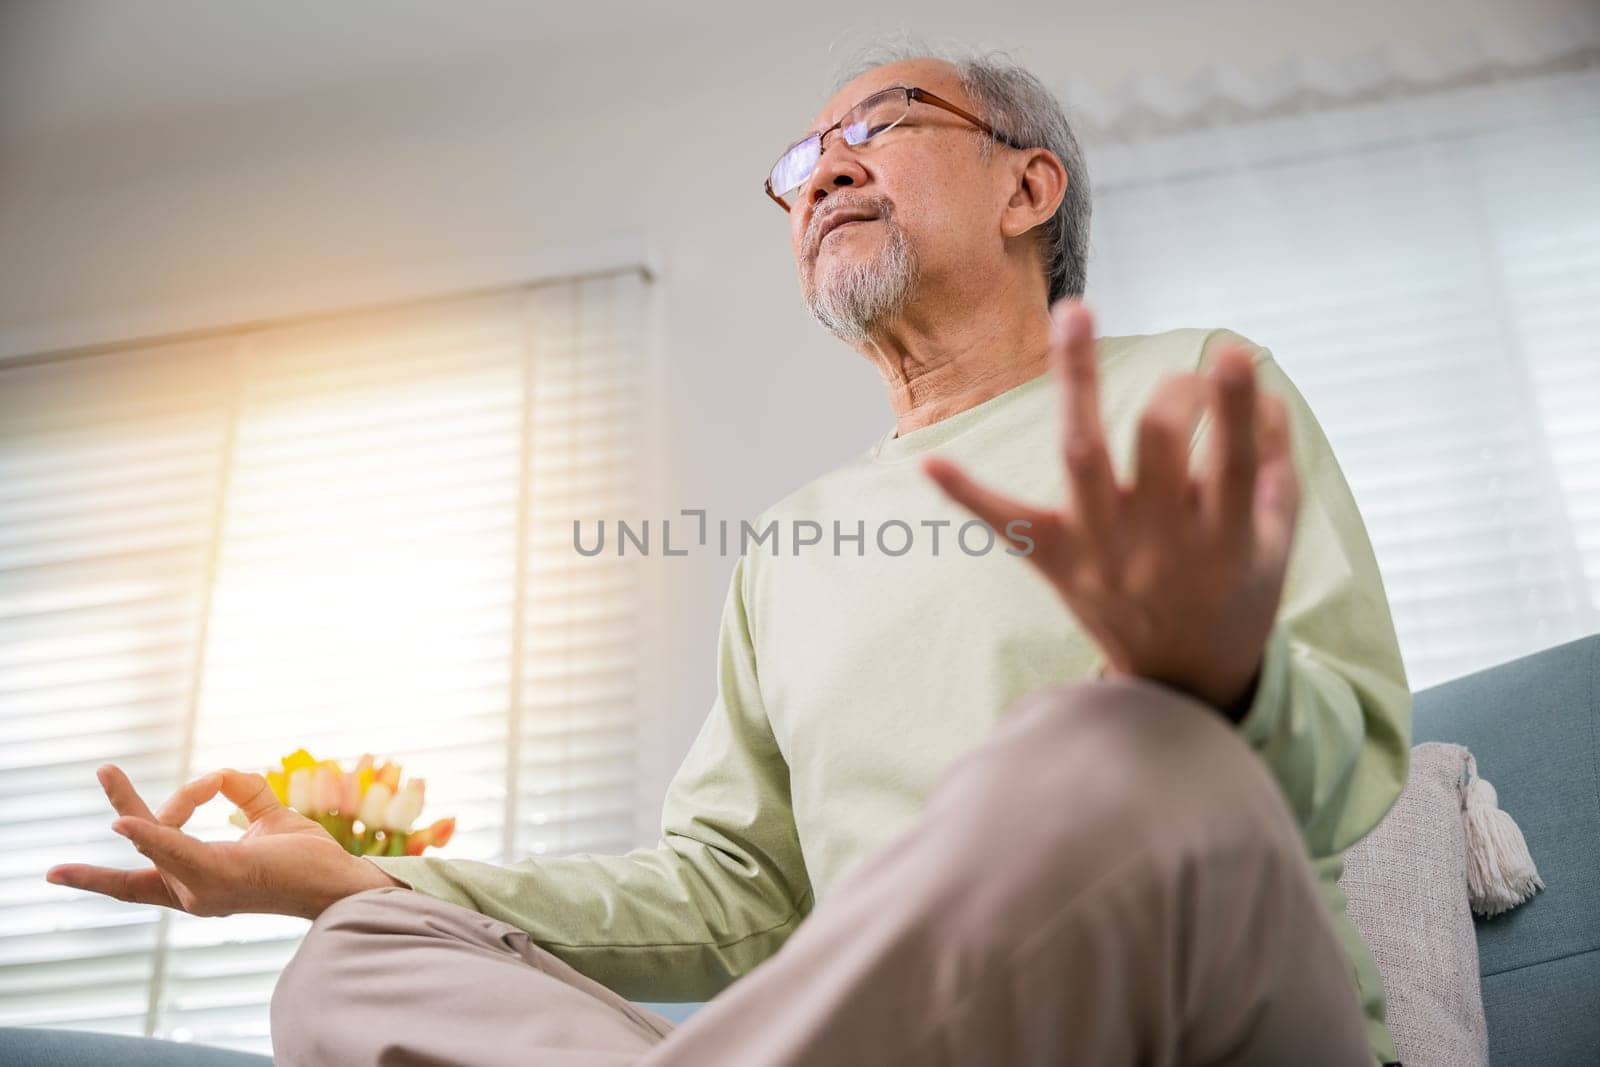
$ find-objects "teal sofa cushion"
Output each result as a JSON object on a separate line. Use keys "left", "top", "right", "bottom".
{"left": 0, "top": 1027, "right": 270, "bottom": 1066}
{"left": 1411, "top": 633, "right": 1600, "bottom": 1065}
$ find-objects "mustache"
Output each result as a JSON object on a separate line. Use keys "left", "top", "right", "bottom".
{"left": 805, "top": 195, "right": 896, "bottom": 261}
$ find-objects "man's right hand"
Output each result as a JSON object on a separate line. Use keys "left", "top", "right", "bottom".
{"left": 45, "top": 764, "right": 405, "bottom": 920}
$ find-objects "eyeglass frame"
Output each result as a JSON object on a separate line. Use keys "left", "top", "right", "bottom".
{"left": 763, "top": 85, "right": 1027, "bottom": 212}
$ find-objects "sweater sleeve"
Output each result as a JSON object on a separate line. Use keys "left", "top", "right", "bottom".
{"left": 1190, "top": 329, "right": 1413, "bottom": 859}
{"left": 365, "top": 554, "right": 813, "bottom": 1001}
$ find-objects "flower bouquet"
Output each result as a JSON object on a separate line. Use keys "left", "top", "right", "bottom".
{"left": 230, "top": 748, "right": 456, "bottom": 858}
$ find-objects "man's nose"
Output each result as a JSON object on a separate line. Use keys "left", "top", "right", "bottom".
{"left": 807, "top": 137, "right": 870, "bottom": 206}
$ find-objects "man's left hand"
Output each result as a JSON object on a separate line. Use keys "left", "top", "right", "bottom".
{"left": 923, "top": 300, "right": 1302, "bottom": 717}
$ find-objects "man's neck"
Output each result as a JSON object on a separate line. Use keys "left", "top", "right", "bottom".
{"left": 859, "top": 290, "right": 1054, "bottom": 438}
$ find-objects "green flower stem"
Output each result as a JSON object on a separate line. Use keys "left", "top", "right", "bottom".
{"left": 315, "top": 815, "right": 352, "bottom": 851}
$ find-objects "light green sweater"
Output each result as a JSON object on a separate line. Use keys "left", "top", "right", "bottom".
{"left": 368, "top": 327, "right": 1411, "bottom": 1063}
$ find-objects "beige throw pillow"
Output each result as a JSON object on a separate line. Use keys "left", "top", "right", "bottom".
{"left": 1339, "top": 742, "right": 1490, "bottom": 1067}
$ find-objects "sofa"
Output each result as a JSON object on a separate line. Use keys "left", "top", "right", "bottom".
{"left": 4, "top": 633, "right": 1595, "bottom": 1065}
{"left": 1406, "top": 632, "right": 1599, "bottom": 1063}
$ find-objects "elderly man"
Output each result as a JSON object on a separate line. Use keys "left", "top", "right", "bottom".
{"left": 50, "top": 46, "right": 1409, "bottom": 1066}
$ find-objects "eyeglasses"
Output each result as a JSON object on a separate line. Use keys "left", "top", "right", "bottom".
{"left": 764, "top": 85, "right": 1024, "bottom": 211}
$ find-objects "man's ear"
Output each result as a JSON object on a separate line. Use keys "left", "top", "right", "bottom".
{"left": 1000, "top": 148, "right": 1067, "bottom": 238}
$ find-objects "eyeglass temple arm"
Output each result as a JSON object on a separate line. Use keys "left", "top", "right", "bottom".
{"left": 906, "top": 87, "right": 1027, "bottom": 150}
{"left": 764, "top": 179, "right": 792, "bottom": 212}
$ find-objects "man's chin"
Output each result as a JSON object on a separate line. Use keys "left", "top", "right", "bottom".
{"left": 809, "top": 247, "right": 850, "bottom": 277}
{"left": 808, "top": 249, "right": 874, "bottom": 293}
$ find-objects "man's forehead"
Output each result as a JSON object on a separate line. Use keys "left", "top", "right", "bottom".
{"left": 808, "top": 58, "right": 967, "bottom": 130}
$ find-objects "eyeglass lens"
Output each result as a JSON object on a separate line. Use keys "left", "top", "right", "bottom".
{"left": 768, "top": 88, "right": 911, "bottom": 203}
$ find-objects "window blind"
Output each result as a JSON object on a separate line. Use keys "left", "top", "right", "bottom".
{"left": 1083, "top": 66, "right": 1600, "bottom": 689}
{"left": 516, "top": 277, "right": 647, "bottom": 859}
{"left": 1, "top": 270, "right": 653, "bottom": 1054}
{"left": 0, "top": 341, "right": 233, "bottom": 1037}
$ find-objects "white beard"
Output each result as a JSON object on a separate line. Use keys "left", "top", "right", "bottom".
{"left": 802, "top": 213, "right": 918, "bottom": 345}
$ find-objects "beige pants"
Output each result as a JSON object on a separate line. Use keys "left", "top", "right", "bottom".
{"left": 271, "top": 676, "right": 1375, "bottom": 1066}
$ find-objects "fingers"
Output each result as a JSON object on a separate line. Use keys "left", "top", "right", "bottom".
{"left": 1051, "top": 301, "right": 1119, "bottom": 554}
{"left": 1131, "top": 373, "right": 1213, "bottom": 525}
{"left": 97, "top": 764, "right": 157, "bottom": 822}
{"left": 921, "top": 456, "right": 1051, "bottom": 553}
{"left": 1254, "top": 391, "right": 1301, "bottom": 569}
{"left": 216, "top": 769, "right": 282, "bottom": 823}
{"left": 45, "top": 863, "right": 178, "bottom": 909}
{"left": 154, "top": 767, "right": 277, "bottom": 828}
{"left": 1204, "top": 345, "right": 1259, "bottom": 538}
{"left": 112, "top": 816, "right": 212, "bottom": 876}
{"left": 156, "top": 770, "right": 225, "bottom": 827}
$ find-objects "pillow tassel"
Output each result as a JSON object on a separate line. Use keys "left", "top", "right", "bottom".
{"left": 1460, "top": 754, "right": 1543, "bottom": 917}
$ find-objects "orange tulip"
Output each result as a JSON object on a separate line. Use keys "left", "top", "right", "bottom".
{"left": 374, "top": 761, "right": 402, "bottom": 791}
{"left": 404, "top": 817, "right": 456, "bottom": 856}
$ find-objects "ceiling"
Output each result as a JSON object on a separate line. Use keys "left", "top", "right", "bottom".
{"left": 3, "top": 0, "right": 1590, "bottom": 146}
{"left": 0, "top": 1, "right": 753, "bottom": 139}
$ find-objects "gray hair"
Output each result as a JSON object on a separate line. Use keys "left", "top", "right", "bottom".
{"left": 831, "top": 39, "right": 1091, "bottom": 303}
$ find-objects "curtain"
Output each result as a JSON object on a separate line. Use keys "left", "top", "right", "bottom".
{"left": 0, "top": 269, "right": 653, "bottom": 1053}
{"left": 1081, "top": 60, "right": 1600, "bottom": 690}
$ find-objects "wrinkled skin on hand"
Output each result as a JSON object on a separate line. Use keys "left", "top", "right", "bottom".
{"left": 47, "top": 764, "right": 403, "bottom": 919}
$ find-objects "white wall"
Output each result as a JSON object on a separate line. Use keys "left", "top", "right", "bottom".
{"left": 1, "top": 0, "right": 1588, "bottom": 831}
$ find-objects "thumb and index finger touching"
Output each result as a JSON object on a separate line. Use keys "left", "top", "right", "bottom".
{"left": 110, "top": 769, "right": 281, "bottom": 875}
{"left": 48, "top": 766, "right": 284, "bottom": 906}
{"left": 153, "top": 768, "right": 281, "bottom": 827}
{"left": 99, "top": 762, "right": 272, "bottom": 828}
{"left": 93, "top": 763, "right": 211, "bottom": 871}
{"left": 96, "top": 764, "right": 279, "bottom": 867}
